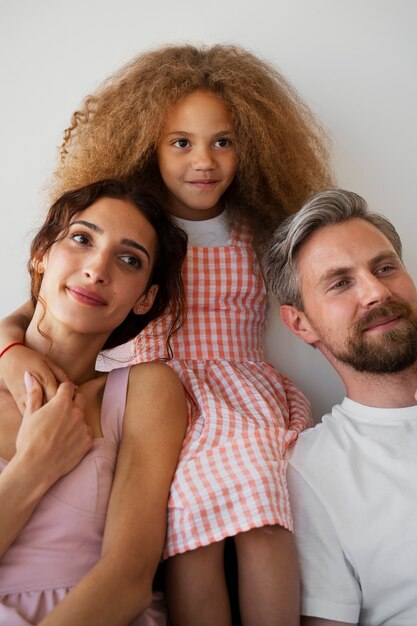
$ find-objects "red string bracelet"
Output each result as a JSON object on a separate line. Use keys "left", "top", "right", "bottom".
{"left": 0, "top": 341, "right": 25, "bottom": 358}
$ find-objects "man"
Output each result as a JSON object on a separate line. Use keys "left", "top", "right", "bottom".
{"left": 264, "top": 189, "right": 417, "bottom": 626}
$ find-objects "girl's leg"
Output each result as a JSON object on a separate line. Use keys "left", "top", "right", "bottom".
{"left": 234, "top": 525, "right": 300, "bottom": 626}
{"left": 165, "top": 540, "right": 232, "bottom": 626}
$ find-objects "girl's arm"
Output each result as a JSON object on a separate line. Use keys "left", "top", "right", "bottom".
{"left": 0, "top": 375, "right": 92, "bottom": 558}
{"left": 0, "top": 302, "right": 70, "bottom": 412}
{"left": 39, "top": 362, "right": 187, "bottom": 626}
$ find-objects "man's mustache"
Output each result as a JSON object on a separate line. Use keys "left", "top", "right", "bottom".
{"left": 355, "top": 301, "right": 414, "bottom": 334}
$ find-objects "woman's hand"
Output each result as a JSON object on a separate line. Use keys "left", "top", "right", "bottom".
{"left": 16, "top": 373, "right": 93, "bottom": 487}
{"left": 0, "top": 344, "right": 71, "bottom": 414}
{"left": 0, "top": 375, "right": 93, "bottom": 559}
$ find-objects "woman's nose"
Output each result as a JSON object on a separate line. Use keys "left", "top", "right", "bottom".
{"left": 83, "top": 253, "right": 111, "bottom": 284}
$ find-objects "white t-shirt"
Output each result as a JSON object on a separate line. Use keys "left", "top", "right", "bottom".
{"left": 173, "top": 212, "right": 230, "bottom": 247}
{"left": 287, "top": 397, "right": 417, "bottom": 626}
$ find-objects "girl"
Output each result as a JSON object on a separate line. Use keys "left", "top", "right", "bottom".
{"left": 0, "top": 179, "right": 188, "bottom": 625}
{"left": 0, "top": 44, "right": 333, "bottom": 625}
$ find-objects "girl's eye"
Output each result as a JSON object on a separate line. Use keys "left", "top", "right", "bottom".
{"left": 214, "top": 137, "right": 231, "bottom": 148}
{"left": 120, "top": 255, "right": 143, "bottom": 269}
{"left": 71, "top": 233, "right": 90, "bottom": 245}
{"left": 173, "top": 139, "right": 190, "bottom": 149}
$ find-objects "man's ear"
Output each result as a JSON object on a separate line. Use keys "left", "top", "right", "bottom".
{"left": 280, "top": 304, "right": 319, "bottom": 345}
{"left": 132, "top": 284, "right": 159, "bottom": 315}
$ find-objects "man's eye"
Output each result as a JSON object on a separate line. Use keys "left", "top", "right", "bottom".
{"left": 377, "top": 265, "right": 394, "bottom": 274}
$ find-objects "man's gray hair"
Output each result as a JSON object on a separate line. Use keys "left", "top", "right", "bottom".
{"left": 264, "top": 189, "right": 403, "bottom": 310}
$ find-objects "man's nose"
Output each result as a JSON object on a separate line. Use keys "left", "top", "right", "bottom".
{"left": 358, "top": 272, "right": 391, "bottom": 307}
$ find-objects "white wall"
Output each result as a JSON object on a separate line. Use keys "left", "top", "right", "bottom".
{"left": 1, "top": 0, "right": 416, "bottom": 419}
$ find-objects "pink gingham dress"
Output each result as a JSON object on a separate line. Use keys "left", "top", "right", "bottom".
{"left": 132, "top": 226, "right": 312, "bottom": 558}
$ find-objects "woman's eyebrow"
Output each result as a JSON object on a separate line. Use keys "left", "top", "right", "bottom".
{"left": 121, "top": 238, "right": 150, "bottom": 262}
{"left": 70, "top": 220, "right": 150, "bottom": 261}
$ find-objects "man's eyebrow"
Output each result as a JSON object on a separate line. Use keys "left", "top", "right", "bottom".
{"left": 317, "top": 266, "right": 352, "bottom": 288}
{"left": 369, "top": 251, "right": 400, "bottom": 266}
{"left": 70, "top": 220, "right": 150, "bottom": 262}
{"left": 317, "top": 250, "right": 400, "bottom": 288}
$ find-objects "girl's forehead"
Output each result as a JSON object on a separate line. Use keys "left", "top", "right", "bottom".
{"left": 164, "top": 90, "right": 231, "bottom": 124}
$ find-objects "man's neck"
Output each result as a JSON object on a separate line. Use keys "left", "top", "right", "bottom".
{"left": 341, "top": 364, "right": 417, "bottom": 409}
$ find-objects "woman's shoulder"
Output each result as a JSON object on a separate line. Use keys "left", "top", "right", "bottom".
{"left": 127, "top": 362, "right": 185, "bottom": 413}
{"left": 129, "top": 361, "right": 180, "bottom": 387}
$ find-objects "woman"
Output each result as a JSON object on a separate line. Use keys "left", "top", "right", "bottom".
{"left": 0, "top": 179, "right": 188, "bottom": 625}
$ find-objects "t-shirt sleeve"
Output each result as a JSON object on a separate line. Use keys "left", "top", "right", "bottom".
{"left": 287, "top": 464, "right": 361, "bottom": 624}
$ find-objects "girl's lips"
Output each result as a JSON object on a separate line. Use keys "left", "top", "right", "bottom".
{"left": 187, "top": 180, "right": 218, "bottom": 190}
{"left": 67, "top": 286, "right": 107, "bottom": 307}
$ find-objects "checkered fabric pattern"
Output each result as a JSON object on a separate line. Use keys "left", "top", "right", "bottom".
{"left": 132, "top": 228, "right": 312, "bottom": 557}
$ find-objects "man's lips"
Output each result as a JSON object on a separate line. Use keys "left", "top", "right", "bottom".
{"left": 363, "top": 314, "right": 401, "bottom": 332}
{"left": 67, "top": 286, "right": 107, "bottom": 306}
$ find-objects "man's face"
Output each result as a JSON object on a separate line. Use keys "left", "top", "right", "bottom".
{"left": 291, "top": 218, "right": 417, "bottom": 374}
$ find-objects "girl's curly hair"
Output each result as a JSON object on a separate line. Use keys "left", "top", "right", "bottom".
{"left": 52, "top": 43, "right": 333, "bottom": 250}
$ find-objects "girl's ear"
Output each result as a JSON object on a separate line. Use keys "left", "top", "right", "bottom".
{"left": 132, "top": 284, "right": 159, "bottom": 315}
{"left": 280, "top": 304, "right": 319, "bottom": 345}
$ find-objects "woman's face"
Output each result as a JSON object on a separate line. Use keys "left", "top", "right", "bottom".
{"left": 37, "top": 197, "right": 159, "bottom": 340}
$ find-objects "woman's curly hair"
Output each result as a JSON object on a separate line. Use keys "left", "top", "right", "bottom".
{"left": 52, "top": 43, "right": 333, "bottom": 250}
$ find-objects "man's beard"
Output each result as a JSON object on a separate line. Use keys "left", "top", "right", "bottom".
{"left": 321, "top": 301, "right": 417, "bottom": 374}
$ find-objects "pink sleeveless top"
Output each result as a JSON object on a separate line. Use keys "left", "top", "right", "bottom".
{"left": 0, "top": 367, "right": 165, "bottom": 625}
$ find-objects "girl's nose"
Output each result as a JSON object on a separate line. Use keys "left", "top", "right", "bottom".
{"left": 192, "top": 145, "right": 215, "bottom": 170}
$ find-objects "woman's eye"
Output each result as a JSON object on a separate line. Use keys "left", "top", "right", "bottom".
{"left": 120, "top": 255, "right": 142, "bottom": 269}
{"left": 173, "top": 139, "right": 190, "bottom": 148}
{"left": 71, "top": 233, "right": 90, "bottom": 245}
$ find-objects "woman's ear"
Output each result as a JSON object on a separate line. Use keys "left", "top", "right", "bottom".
{"left": 280, "top": 304, "right": 319, "bottom": 345}
{"left": 132, "top": 284, "right": 159, "bottom": 315}
{"left": 31, "top": 255, "right": 48, "bottom": 274}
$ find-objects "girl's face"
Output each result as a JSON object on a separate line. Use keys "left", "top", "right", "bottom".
{"left": 157, "top": 90, "right": 237, "bottom": 221}
{"left": 37, "top": 197, "right": 158, "bottom": 340}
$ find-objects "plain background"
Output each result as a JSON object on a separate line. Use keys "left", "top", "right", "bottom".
{"left": 1, "top": 0, "right": 416, "bottom": 419}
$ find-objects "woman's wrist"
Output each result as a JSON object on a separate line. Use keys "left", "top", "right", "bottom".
{"left": 0, "top": 341, "right": 25, "bottom": 358}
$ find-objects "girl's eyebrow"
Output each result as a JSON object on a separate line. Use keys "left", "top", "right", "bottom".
{"left": 164, "top": 129, "right": 233, "bottom": 137}
{"left": 70, "top": 219, "right": 150, "bottom": 261}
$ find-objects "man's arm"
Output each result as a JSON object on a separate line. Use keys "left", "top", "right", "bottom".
{"left": 302, "top": 618, "right": 356, "bottom": 626}
{"left": 287, "top": 463, "right": 361, "bottom": 625}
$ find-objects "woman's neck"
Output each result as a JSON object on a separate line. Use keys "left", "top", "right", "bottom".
{"left": 24, "top": 318, "right": 106, "bottom": 385}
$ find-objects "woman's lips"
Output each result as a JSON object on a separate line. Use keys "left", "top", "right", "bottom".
{"left": 67, "top": 286, "right": 107, "bottom": 307}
